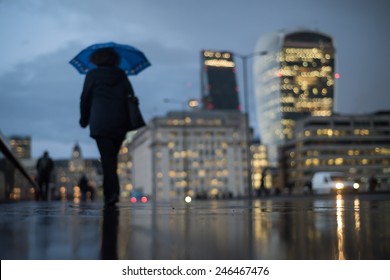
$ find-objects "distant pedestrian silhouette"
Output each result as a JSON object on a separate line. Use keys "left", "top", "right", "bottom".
{"left": 368, "top": 175, "right": 378, "bottom": 192}
{"left": 79, "top": 47, "right": 136, "bottom": 207}
{"left": 36, "top": 151, "right": 54, "bottom": 201}
{"left": 78, "top": 174, "right": 89, "bottom": 202}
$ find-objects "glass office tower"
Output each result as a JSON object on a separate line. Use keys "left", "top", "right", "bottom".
{"left": 253, "top": 29, "right": 335, "bottom": 165}
{"left": 201, "top": 50, "right": 240, "bottom": 111}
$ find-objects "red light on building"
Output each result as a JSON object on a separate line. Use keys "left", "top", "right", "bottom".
{"left": 277, "top": 72, "right": 282, "bottom": 77}
{"left": 131, "top": 197, "right": 137, "bottom": 203}
{"left": 335, "top": 73, "right": 340, "bottom": 79}
{"left": 141, "top": 197, "right": 148, "bottom": 203}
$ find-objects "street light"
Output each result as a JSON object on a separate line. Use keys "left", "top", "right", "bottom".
{"left": 232, "top": 51, "right": 268, "bottom": 198}
{"left": 233, "top": 51, "right": 268, "bottom": 114}
{"left": 188, "top": 99, "right": 199, "bottom": 109}
{"left": 163, "top": 98, "right": 199, "bottom": 111}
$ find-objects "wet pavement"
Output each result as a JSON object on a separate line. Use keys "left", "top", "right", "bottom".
{"left": 1, "top": 193, "right": 389, "bottom": 260}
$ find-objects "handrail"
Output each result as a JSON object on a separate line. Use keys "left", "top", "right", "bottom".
{"left": 0, "top": 135, "right": 38, "bottom": 189}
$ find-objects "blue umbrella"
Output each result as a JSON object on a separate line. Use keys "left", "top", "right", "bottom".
{"left": 69, "top": 42, "right": 151, "bottom": 75}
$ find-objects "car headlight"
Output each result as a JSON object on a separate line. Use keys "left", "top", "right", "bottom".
{"left": 336, "top": 182, "right": 344, "bottom": 189}
{"left": 353, "top": 183, "right": 360, "bottom": 189}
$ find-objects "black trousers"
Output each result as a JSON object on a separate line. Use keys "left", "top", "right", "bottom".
{"left": 37, "top": 176, "right": 50, "bottom": 201}
{"left": 95, "top": 137, "right": 123, "bottom": 201}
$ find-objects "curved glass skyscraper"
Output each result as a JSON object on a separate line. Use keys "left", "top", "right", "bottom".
{"left": 253, "top": 29, "right": 335, "bottom": 165}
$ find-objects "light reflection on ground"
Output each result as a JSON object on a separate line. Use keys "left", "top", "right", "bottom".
{"left": 0, "top": 193, "right": 389, "bottom": 260}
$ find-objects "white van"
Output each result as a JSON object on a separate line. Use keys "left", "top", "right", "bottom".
{"left": 311, "top": 172, "right": 360, "bottom": 194}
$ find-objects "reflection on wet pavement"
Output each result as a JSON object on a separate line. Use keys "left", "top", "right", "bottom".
{"left": 0, "top": 194, "right": 389, "bottom": 260}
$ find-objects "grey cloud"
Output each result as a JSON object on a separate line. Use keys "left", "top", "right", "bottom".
{"left": 1, "top": 0, "right": 390, "bottom": 158}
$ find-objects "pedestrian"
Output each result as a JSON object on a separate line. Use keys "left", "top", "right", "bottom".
{"left": 304, "top": 181, "right": 312, "bottom": 194}
{"left": 78, "top": 174, "right": 89, "bottom": 202}
{"left": 36, "top": 151, "right": 54, "bottom": 201}
{"left": 368, "top": 174, "right": 378, "bottom": 193}
{"left": 79, "top": 47, "right": 134, "bottom": 207}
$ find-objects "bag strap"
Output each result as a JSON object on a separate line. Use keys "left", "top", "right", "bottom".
{"left": 125, "top": 77, "right": 135, "bottom": 98}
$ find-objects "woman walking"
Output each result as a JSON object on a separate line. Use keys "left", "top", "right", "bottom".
{"left": 79, "top": 48, "right": 135, "bottom": 207}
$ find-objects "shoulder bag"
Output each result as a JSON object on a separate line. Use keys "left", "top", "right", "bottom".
{"left": 127, "top": 93, "right": 146, "bottom": 131}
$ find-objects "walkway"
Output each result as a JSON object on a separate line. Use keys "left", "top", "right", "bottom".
{"left": 1, "top": 193, "right": 390, "bottom": 260}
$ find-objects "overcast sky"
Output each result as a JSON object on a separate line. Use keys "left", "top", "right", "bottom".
{"left": 1, "top": 0, "right": 389, "bottom": 159}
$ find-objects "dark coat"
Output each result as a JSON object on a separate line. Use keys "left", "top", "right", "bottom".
{"left": 79, "top": 67, "right": 134, "bottom": 139}
{"left": 36, "top": 155, "right": 54, "bottom": 181}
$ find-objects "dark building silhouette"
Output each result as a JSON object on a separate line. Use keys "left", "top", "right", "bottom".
{"left": 201, "top": 50, "right": 240, "bottom": 111}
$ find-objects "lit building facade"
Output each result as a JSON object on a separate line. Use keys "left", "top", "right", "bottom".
{"left": 54, "top": 144, "right": 102, "bottom": 201}
{"left": 117, "top": 137, "right": 134, "bottom": 197}
{"left": 201, "top": 50, "right": 240, "bottom": 111}
{"left": 279, "top": 111, "right": 390, "bottom": 192}
{"left": 1, "top": 133, "right": 35, "bottom": 201}
{"left": 253, "top": 29, "right": 336, "bottom": 165}
{"left": 8, "top": 135, "right": 31, "bottom": 159}
{"left": 0, "top": 138, "right": 105, "bottom": 202}
{"left": 250, "top": 139, "right": 271, "bottom": 192}
{"left": 127, "top": 110, "right": 249, "bottom": 201}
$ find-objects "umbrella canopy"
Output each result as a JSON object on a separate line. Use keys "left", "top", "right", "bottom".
{"left": 69, "top": 42, "right": 151, "bottom": 75}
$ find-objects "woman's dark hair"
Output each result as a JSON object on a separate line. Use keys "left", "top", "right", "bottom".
{"left": 89, "top": 48, "right": 120, "bottom": 67}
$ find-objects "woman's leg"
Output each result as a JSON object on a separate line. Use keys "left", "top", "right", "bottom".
{"left": 96, "top": 137, "right": 123, "bottom": 204}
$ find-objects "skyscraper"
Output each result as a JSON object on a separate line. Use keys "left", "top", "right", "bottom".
{"left": 201, "top": 50, "right": 240, "bottom": 111}
{"left": 253, "top": 29, "right": 336, "bottom": 165}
